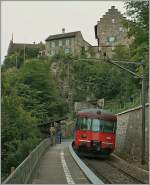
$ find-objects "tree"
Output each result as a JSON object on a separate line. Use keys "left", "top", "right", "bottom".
{"left": 124, "top": 1, "right": 149, "bottom": 75}
{"left": 1, "top": 68, "right": 41, "bottom": 177}
{"left": 1, "top": 58, "right": 68, "bottom": 178}
{"left": 15, "top": 59, "right": 68, "bottom": 121}
{"left": 112, "top": 44, "right": 130, "bottom": 61}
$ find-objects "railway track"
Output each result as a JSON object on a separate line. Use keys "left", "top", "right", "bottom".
{"left": 80, "top": 156, "right": 146, "bottom": 184}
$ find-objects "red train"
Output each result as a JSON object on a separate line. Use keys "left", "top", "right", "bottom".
{"left": 73, "top": 108, "right": 117, "bottom": 157}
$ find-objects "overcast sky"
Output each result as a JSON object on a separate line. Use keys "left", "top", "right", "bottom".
{"left": 1, "top": 1, "right": 126, "bottom": 62}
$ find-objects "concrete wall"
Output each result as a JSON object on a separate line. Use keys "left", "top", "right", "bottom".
{"left": 115, "top": 104, "right": 149, "bottom": 162}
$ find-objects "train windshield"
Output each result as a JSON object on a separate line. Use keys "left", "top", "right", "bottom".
{"left": 77, "top": 117, "right": 91, "bottom": 131}
{"left": 91, "top": 119, "right": 100, "bottom": 132}
{"left": 76, "top": 117, "right": 116, "bottom": 133}
{"left": 91, "top": 119, "right": 116, "bottom": 133}
{"left": 101, "top": 120, "right": 116, "bottom": 133}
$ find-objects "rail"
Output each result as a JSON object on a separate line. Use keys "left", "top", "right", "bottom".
{"left": 2, "top": 138, "right": 51, "bottom": 184}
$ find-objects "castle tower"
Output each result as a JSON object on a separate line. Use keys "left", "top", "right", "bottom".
{"left": 94, "top": 6, "right": 130, "bottom": 58}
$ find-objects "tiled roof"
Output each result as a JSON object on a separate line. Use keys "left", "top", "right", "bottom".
{"left": 45, "top": 31, "right": 81, "bottom": 41}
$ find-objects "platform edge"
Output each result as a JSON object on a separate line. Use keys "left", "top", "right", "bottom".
{"left": 69, "top": 143, "right": 104, "bottom": 184}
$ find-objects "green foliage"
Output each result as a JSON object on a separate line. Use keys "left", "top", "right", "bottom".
{"left": 112, "top": 45, "right": 130, "bottom": 60}
{"left": 124, "top": 1, "right": 149, "bottom": 78}
{"left": 1, "top": 68, "right": 41, "bottom": 177}
{"left": 68, "top": 59, "right": 139, "bottom": 104}
{"left": 1, "top": 58, "right": 68, "bottom": 178}
{"left": 3, "top": 54, "right": 18, "bottom": 69}
{"left": 15, "top": 59, "right": 68, "bottom": 120}
{"left": 50, "top": 52, "right": 75, "bottom": 62}
{"left": 3, "top": 47, "right": 40, "bottom": 69}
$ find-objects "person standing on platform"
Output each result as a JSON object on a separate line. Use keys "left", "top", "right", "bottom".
{"left": 56, "top": 125, "right": 62, "bottom": 144}
{"left": 49, "top": 125, "right": 56, "bottom": 146}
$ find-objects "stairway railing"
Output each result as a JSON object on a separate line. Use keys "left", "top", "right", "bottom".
{"left": 2, "top": 138, "right": 51, "bottom": 184}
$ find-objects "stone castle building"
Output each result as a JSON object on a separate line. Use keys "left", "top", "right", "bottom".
{"left": 7, "top": 6, "right": 130, "bottom": 59}
{"left": 45, "top": 6, "right": 130, "bottom": 58}
{"left": 45, "top": 29, "right": 91, "bottom": 57}
{"left": 95, "top": 6, "right": 131, "bottom": 58}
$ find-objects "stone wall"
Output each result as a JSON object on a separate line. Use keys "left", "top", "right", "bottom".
{"left": 115, "top": 104, "right": 149, "bottom": 162}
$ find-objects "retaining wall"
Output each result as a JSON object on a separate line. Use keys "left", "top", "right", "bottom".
{"left": 115, "top": 104, "right": 149, "bottom": 162}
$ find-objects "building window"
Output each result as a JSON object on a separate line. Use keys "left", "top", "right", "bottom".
{"left": 112, "top": 19, "right": 115, "bottom": 23}
{"left": 119, "top": 27, "right": 124, "bottom": 32}
{"left": 59, "top": 40, "right": 62, "bottom": 46}
{"left": 51, "top": 41, "right": 55, "bottom": 48}
{"left": 112, "top": 46, "right": 115, "bottom": 51}
{"left": 107, "top": 36, "right": 116, "bottom": 43}
{"left": 65, "top": 48, "right": 70, "bottom": 54}
{"left": 81, "top": 47, "right": 85, "bottom": 55}
{"left": 66, "top": 39, "right": 70, "bottom": 46}
{"left": 85, "top": 46, "right": 88, "bottom": 51}
{"left": 99, "top": 46, "right": 102, "bottom": 52}
{"left": 51, "top": 50, "right": 55, "bottom": 55}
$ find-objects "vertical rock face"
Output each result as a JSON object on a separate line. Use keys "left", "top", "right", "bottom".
{"left": 95, "top": 6, "right": 131, "bottom": 58}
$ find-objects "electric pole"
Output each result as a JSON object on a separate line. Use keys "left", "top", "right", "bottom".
{"left": 141, "top": 62, "right": 146, "bottom": 165}
{"left": 16, "top": 55, "right": 18, "bottom": 69}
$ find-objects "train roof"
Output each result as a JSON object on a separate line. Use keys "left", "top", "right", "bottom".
{"left": 77, "top": 108, "right": 117, "bottom": 121}
{"left": 78, "top": 108, "right": 113, "bottom": 115}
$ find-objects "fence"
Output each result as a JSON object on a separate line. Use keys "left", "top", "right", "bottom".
{"left": 104, "top": 97, "right": 140, "bottom": 114}
{"left": 2, "top": 138, "right": 51, "bottom": 184}
{"left": 104, "top": 91, "right": 149, "bottom": 114}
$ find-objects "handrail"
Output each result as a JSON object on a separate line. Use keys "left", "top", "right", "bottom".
{"left": 2, "top": 138, "right": 51, "bottom": 184}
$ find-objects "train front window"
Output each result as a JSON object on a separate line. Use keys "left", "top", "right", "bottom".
{"left": 91, "top": 119, "right": 100, "bottom": 132}
{"left": 101, "top": 120, "right": 115, "bottom": 133}
{"left": 79, "top": 118, "right": 91, "bottom": 131}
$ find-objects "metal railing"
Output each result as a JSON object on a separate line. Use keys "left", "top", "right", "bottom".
{"left": 2, "top": 138, "right": 51, "bottom": 184}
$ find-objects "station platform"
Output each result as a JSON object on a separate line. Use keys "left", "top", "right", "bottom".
{"left": 32, "top": 140, "right": 90, "bottom": 184}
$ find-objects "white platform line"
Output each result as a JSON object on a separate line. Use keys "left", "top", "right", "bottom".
{"left": 60, "top": 151, "right": 75, "bottom": 184}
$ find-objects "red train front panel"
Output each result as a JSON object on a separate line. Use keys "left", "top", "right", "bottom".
{"left": 74, "top": 111, "right": 117, "bottom": 155}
